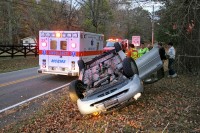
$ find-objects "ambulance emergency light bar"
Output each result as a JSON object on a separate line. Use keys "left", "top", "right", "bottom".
{"left": 107, "top": 38, "right": 121, "bottom": 42}
{"left": 40, "top": 32, "right": 78, "bottom": 38}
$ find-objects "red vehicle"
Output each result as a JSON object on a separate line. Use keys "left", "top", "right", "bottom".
{"left": 103, "top": 38, "right": 130, "bottom": 53}
{"left": 103, "top": 38, "right": 122, "bottom": 52}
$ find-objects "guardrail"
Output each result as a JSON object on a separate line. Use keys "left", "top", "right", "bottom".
{"left": 0, "top": 44, "right": 38, "bottom": 58}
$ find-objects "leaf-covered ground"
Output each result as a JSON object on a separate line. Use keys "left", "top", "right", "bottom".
{"left": 0, "top": 74, "right": 199, "bottom": 133}
{"left": 0, "top": 56, "right": 39, "bottom": 73}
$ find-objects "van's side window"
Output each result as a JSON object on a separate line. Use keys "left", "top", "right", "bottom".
{"left": 50, "top": 40, "right": 57, "bottom": 50}
{"left": 60, "top": 41, "right": 67, "bottom": 50}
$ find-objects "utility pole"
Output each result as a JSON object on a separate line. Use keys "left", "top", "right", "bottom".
{"left": 152, "top": 4, "right": 154, "bottom": 46}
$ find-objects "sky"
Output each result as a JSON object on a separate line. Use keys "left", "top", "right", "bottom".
{"left": 141, "top": 1, "right": 164, "bottom": 13}
{"left": 53, "top": 0, "right": 164, "bottom": 14}
{"left": 128, "top": 0, "right": 164, "bottom": 14}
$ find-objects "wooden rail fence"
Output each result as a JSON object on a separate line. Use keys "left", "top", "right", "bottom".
{"left": 0, "top": 43, "right": 38, "bottom": 58}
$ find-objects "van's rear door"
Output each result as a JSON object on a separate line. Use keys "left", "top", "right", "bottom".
{"left": 135, "top": 47, "right": 163, "bottom": 80}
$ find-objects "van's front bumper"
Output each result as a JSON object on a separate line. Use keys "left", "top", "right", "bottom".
{"left": 77, "top": 75, "right": 143, "bottom": 115}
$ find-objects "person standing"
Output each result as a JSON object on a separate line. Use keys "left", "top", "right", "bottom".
{"left": 138, "top": 42, "right": 149, "bottom": 57}
{"left": 121, "top": 41, "right": 127, "bottom": 53}
{"left": 158, "top": 42, "right": 167, "bottom": 62}
{"left": 167, "top": 42, "right": 177, "bottom": 78}
{"left": 157, "top": 42, "right": 167, "bottom": 78}
{"left": 126, "top": 44, "right": 139, "bottom": 60}
{"left": 147, "top": 44, "right": 153, "bottom": 50}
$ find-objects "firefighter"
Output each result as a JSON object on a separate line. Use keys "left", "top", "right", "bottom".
{"left": 138, "top": 42, "right": 149, "bottom": 57}
{"left": 126, "top": 44, "right": 139, "bottom": 60}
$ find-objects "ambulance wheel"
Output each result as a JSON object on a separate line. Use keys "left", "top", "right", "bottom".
{"left": 122, "top": 57, "right": 139, "bottom": 78}
{"left": 69, "top": 80, "right": 86, "bottom": 102}
{"left": 78, "top": 59, "right": 85, "bottom": 70}
{"left": 114, "top": 42, "right": 122, "bottom": 52}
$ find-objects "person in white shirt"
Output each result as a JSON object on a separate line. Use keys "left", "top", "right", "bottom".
{"left": 167, "top": 42, "right": 177, "bottom": 78}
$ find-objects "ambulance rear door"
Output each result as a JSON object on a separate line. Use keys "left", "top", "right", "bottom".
{"left": 47, "top": 35, "right": 69, "bottom": 73}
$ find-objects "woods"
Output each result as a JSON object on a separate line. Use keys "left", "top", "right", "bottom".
{"left": 0, "top": 0, "right": 153, "bottom": 43}
{"left": 155, "top": 0, "right": 200, "bottom": 73}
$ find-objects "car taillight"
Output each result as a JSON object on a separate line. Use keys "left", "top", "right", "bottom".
{"left": 41, "top": 42, "right": 47, "bottom": 47}
{"left": 71, "top": 43, "right": 76, "bottom": 48}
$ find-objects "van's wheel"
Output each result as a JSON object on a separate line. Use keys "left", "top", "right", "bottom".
{"left": 122, "top": 57, "right": 139, "bottom": 78}
{"left": 69, "top": 80, "right": 86, "bottom": 102}
{"left": 114, "top": 42, "right": 122, "bottom": 52}
{"left": 78, "top": 59, "right": 85, "bottom": 71}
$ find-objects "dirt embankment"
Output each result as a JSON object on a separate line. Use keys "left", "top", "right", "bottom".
{"left": 0, "top": 74, "right": 199, "bottom": 133}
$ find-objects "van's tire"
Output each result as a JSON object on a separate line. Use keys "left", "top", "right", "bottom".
{"left": 122, "top": 57, "right": 139, "bottom": 78}
{"left": 78, "top": 59, "right": 85, "bottom": 71}
{"left": 69, "top": 80, "right": 86, "bottom": 102}
{"left": 114, "top": 42, "right": 122, "bottom": 52}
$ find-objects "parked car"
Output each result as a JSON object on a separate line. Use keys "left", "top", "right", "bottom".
{"left": 69, "top": 42, "right": 163, "bottom": 115}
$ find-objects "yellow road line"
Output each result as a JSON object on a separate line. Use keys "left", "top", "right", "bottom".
{"left": 0, "top": 74, "right": 46, "bottom": 88}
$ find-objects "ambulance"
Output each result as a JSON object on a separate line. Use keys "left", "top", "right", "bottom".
{"left": 38, "top": 31, "right": 104, "bottom": 76}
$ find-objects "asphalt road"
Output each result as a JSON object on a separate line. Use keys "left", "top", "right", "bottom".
{"left": 0, "top": 67, "right": 77, "bottom": 111}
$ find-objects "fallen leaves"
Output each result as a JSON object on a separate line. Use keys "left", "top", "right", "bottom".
{"left": 0, "top": 56, "right": 38, "bottom": 73}
{"left": 0, "top": 74, "right": 200, "bottom": 132}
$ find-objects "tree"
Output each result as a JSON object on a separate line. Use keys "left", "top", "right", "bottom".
{"left": 154, "top": 0, "right": 200, "bottom": 73}
{"left": 76, "top": 0, "right": 113, "bottom": 33}
{"left": 0, "top": 0, "right": 81, "bottom": 44}
{"left": 128, "top": 7, "right": 152, "bottom": 41}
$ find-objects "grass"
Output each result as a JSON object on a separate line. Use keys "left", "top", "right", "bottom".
{"left": 0, "top": 56, "right": 39, "bottom": 73}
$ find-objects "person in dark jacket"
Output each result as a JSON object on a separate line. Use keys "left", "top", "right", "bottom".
{"left": 147, "top": 44, "right": 153, "bottom": 50}
{"left": 121, "top": 41, "right": 127, "bottom": 53}
{"left": 157, "top": 42, "right": 166, "bottom": 78}
{"left": 158, "top": 42, "right": 167, "bottom": 61}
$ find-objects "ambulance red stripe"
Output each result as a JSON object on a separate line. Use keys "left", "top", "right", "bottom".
{"left": 39, "top": 50, "right": 104, "bottom": 56}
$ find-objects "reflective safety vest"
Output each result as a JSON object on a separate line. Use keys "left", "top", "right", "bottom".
{"left": 138, "top": 47, "right": 149, "bottom": 57}
{"left": 127, "top": 48, "right": 138, "bottom": 60}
